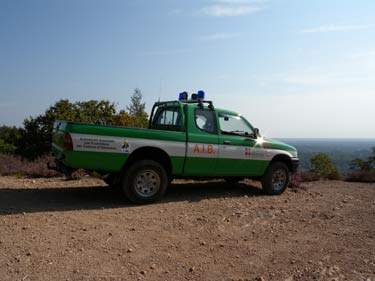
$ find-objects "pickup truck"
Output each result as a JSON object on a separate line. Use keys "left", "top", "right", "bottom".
{"left": 51, "top": 93, "right": 299, "bottom": 203}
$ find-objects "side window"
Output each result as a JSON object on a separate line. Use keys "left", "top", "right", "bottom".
{"left": 219, "top": 114, "right": 254, "bottom": 136}
{"left": 195, "top": 109, "right": 217, "bottom": 134}
{"left": 152, "top": 106, "right": 182, "bottom": 129}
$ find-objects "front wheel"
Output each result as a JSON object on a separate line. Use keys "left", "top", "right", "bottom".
{"left": 262, "top": 162, "right": 290, "bottom": 195}
{"left": 122, "top": 160, "right": 168, "bottom": 204}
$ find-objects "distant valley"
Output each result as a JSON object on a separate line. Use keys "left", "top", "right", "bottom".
{"left": 276, "top": 138, "right": 375, "bottom": 173}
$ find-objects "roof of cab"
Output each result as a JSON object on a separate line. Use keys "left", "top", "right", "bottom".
{"left": 154, "top": 100, "right": 240, "bottom": 116}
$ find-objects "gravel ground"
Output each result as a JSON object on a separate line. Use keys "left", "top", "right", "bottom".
{"left": 0, "top": 176, "right": 374, "bottom": 281}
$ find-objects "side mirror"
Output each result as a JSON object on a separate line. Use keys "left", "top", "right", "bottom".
{"left": 254, "top": 128, "right": 260, "bottom": 137}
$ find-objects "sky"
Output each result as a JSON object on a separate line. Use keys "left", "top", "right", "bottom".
{"left": 0, "top": 0, "right": 374, "bottom": 138}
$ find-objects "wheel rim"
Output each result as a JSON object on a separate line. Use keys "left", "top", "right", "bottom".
{"left": 272, "top": 168, "right": 287, "bottom": 191}
{"left": 134, "top": 169, "right": 160, "bottom": 197}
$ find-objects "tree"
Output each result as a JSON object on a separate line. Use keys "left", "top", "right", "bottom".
{"left": 310, "top": 152, "right": 340, "bottom": 180}
{"left": 126, "top": 88, "right": 146, "bottom": 116}
{"left": 120, "top": 88, "right": 148, "bottom": 128}
{"left": 9, "top": 92, "right": 149, "bottom": 160}
{"left": 19, "top": 99, "right": 117, "bottom": 159}
{"left": 0, "top": 126, "right": 22, "bottom": 154}
{"left": 350, "top": 147, "right": 375, "bottom": 172}
{"left": 0, "top": 139, "right": 16, "bottom": 154}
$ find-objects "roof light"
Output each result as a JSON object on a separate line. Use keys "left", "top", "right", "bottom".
{"left": 191, "top": 93, "right": 198, "bottom": 100}
{"left": 197, "top": 90, "right": 205, "bottom": 100}
{"left": 178, "top": 91, "right": 188, "bottom": 101}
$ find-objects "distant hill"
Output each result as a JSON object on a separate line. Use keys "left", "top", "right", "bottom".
{"left": 276, "top": 138, "right": 375, "bottom": 173}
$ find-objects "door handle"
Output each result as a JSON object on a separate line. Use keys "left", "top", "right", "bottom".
{"left": 223, "top": 141, "right": 232, "bottom": 145}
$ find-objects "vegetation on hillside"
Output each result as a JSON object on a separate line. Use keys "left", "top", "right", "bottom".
{"left": 289, "top": 153, "right": 337, "bottom": 188}
{"left": 347, "top": 147, "right": 375, "bottom": 182}
{"left": 310, "top": 152, "right": 340, "bottom": 180}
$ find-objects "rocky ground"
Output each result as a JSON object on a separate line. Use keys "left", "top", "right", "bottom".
{"left": 0, "top": 176, "right": 374, "bottom": 281}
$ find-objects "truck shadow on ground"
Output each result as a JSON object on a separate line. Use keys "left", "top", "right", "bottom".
{"left": 0, "top": 180, "right": 263, "bottom": 215}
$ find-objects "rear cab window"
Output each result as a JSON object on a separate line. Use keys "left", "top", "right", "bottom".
{"left": 151, "top": 103, "right": 183, "bottom": 131}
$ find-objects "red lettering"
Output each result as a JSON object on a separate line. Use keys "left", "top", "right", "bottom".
{"left": 194, "top": 144, "right": 199, "bottom": 153}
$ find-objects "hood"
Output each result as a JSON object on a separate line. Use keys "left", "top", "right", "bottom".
{"left": 258, "top": 137, "right": 298, "bottom": 156}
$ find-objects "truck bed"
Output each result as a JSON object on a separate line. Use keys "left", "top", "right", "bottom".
{"left": 52, "top": 120, "right": 187, "bottom": 173}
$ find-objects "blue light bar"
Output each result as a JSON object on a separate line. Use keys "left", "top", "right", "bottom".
{"left": 178, "top": 92, "right": 188, "bottom": 100}
{"left": 197, "top": 90, "right": 205, "bottom": 100}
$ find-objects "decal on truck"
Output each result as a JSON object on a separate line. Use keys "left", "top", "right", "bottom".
{"left": 121, "top": 140, "right": 131, "bottom": 153}
{"left": 75, "top": 136, "right": 118, "bottom": 152}
{"left": 70, "top": 134, "right": 296, "bottom": 161}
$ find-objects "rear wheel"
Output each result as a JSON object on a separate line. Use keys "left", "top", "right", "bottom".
{"left": 122, "top": 160, "right": 168, "bottom": 204}
{"left": 262, "top": 161, "right": 290, "bottom": 195}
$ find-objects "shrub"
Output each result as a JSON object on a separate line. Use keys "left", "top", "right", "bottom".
{"left": 0, "top": 154, "right": 60, "bottom": 178}
{"left": 0, "top": 125, "right": 22, "bottom": 153}
{"left": 310, "top": 152, "right": 340, "bottom": 180}
{"left": 346, "top": 171, "right": 375, "bottom": 183}
{"left": 0, "top": 139, "right": 16, "bottom": 154}
{"left": 289, "top": 170, "right": 320, "bottom": 188}
{"left": 299, "top": 170, "right": 320, "bottom": 182}
{"left": 289, "top": 172, "right": 302, "bottom": 188}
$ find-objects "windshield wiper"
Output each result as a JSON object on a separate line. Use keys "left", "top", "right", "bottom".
{"left": 231, "top": 130, "right": 249, "bottom": 135}
{"left": 221, "top": 130, "right": 249, "bottom": 136}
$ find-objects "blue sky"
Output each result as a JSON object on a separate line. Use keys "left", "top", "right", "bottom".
{"left": 1, "top": 0, "right": 374, "bottom": 138}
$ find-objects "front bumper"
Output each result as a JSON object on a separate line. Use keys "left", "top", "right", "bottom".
{"left": 291, "top": 157, "right": 299, "bottom": 173}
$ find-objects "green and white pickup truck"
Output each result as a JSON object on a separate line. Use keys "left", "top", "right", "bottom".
{"left": 51, "top": 92, "right": 298, "bottom": 203}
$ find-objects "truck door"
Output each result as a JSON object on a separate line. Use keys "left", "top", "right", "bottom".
{"left": 216, "top": 113, "right": 259, "bottom": 176}
{"left": 184, "top": 107, "right": 219, "bottom": 176}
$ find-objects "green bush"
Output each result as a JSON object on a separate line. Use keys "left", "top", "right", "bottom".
{"left": 347, "top": 147, "right": 375, "bottom": 182}
{"left": 0, "top": 139, "right": 16, "bottom": 154}
{"left": 310, "top": 152, "right": 340, "bottom": 180}
{"left": 346, "top": 171, "right": 375, "bottom": 183}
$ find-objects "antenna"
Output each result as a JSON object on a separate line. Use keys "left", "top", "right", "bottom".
{"left": 158, "top": 77, "right": 163, "bottom": 102}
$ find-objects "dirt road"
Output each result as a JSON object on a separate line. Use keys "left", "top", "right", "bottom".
{"left": 0, "top": 176, "right": 374, "bottom": 281}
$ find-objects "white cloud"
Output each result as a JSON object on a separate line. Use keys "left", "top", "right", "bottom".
{"left": 302, "top": 24, "right": 374, "bottom": 33}
{"left": 201, "top": 5, "right": 263, "bottom": 16}
{"left": 199, "top": 32, "right": 242, "bottom": 41}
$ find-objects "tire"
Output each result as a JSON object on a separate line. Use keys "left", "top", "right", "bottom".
{"left": 122, "top": 160, "right": 168, "bottom": 204}
{"left": 262, "top": 161, "right": 290, "bottom": 195}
